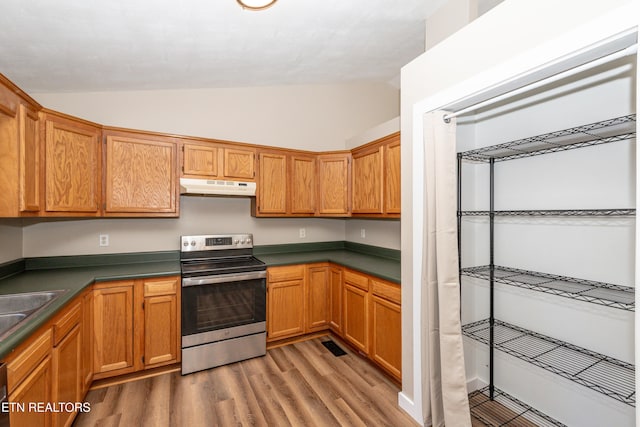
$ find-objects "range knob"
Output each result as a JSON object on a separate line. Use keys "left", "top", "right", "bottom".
{"left": 190, "top": 241, "right": 196, "bottom": 246}
{"left": 246, "top": 238, "right": 252, "bottom": 244}
{"left": 234, "top": 239, "right": 240, "bottom": 244}
{"left": 240, "top": 239, "right": 246, "bottom": 244}
{"left": 183, "top": 241, "right": 188, "bottom": 247}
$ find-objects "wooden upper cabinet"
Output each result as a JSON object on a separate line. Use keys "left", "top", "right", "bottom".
{"left": 182, "top": 143, "right": 218, "bottom": 177}
{"left": 44, "top": 112, "right": 101, "bottom": 215}
{"left": 0, "top": 84, "right": 20, "bottom": 217}
{"left": 350, "top": 132, "right": 400, "bottom": 217}
{"left": 223, "top": 146, "right": 255, "bottom": 180}
{"left": 290, "top": 154, "right": 316, "bottom": 214}
{"left": 352, "top": 145, "right": 383, "bottom": 214}
{"left": 257, "top": 150, "right": 288, "bottom": 215}
{"left": 0, "top": 79, "right": 42, "bottom": 217}
{"left": 19, "top": 104, "right": 40, "bottom": 213}
{"left": 104, "top": 133, "right": 178, "bottom": 216}
{"left": 383, "top": 133, "right": 401, "bottom": 215}
{"left": 317, "top": 152, "right": 350, "bottom": 216}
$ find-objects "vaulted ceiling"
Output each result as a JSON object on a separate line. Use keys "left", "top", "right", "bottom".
{"left": 0, "top": 0, "right": 449, "bottom": 92}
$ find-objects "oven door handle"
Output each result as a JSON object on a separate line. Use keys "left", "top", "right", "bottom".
{"left": 182, "top": 270, "right": 266, "bottom": 287}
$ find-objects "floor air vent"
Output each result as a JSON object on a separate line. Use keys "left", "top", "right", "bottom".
{"left": 321, "top": 340, "right": 347, "bottom": 357}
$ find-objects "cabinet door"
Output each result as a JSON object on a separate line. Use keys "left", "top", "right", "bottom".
{"left": 290, "top": 154, "right": 316, "bottom": 214}
{"left": 328, "top": 266, "right": 343, "bottom": 334}
{"left": 142, "top": 277, "right": 180, "bottom": 368}
{"left": 93, "top": 284, "right": 135, "bottom": 378}
{"left": 223, "top": 147, "right": 255, "bottom": 180}
{"left": 383, "top": 135, "right": 401, "bottom": 214}
{"left": 317, "top": 153, "right": 350, "bottom": 215}
{"left": 306, "top": 266, "right": 329, "bottom": 332}
{"left": 19, "top": 104, "right": 40, "bottom": 212}
{"left": 352, "top": 145, "right": 383, "bottom": 214}
{"left": 257, "top": 151, "right": 288, "bottom": 215}
{"left": 343, "top": 280, "right": 369, "bottom": 354}
{"left": 9, "top": 356, "right": 52, "bottom": 427}
{"left": 267, "top": 266, "right": 305, "bottom": 341}
{"left": 182, "top": 143, "right": 218, "bottom": 177}
{"left": 105, "top": 135, "right": 177, "bottom": 215}
{"left": 81, "top": 290, "right": 93, "bottom": 395}
{"left": 52, "top": 325, "right": 81, "bottom": 427}
{"left": 44, "top": 115, "right": 100, "bottom": 213}
{"left": 0, "top": 83, "right": 20, "bottom": 217}
{"left": 370, "top": 295, "right": 401, "bottom": 381}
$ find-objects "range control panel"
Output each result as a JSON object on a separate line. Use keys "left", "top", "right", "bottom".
{"left": 180, "top": 234, "right": 254, "bottom": 252}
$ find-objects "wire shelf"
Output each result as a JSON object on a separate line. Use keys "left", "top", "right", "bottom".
{"left": 463, "top": 319, "right": 636, "bottom": 407}
{"left": 459, "top": 114, "right": 636, "bottom": 162}
{"left": 459, "top": 208, "right": 636, "bottom": 217}
{"left": 469, "top": 386, "right": 566, "bottom": 427}
{"left": 461, "top": 265, "right": 635, "bottom": 311}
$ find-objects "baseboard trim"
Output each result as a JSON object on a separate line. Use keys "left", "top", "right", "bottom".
{"left": 398, "top": 392, "right": 423, "bottom": 426}
{"left": 466, "top": 377, "right": 488, "bottom": 393}
{"left": 89, "top": 363, "right": 181, "bottom": 390}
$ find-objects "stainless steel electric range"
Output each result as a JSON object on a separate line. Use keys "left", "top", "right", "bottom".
{"left": 180, "top": 234, "right": 266, "bottom": 375}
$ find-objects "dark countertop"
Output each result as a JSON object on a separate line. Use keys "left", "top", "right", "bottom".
{"left": 256, "top": 250, "right": 400, "bottom": 284}
{"left": 0, "top": 241, "right": 399, "bottom": 360}
{"left": 0, "top": 256, "right": 180, "bottom": 360}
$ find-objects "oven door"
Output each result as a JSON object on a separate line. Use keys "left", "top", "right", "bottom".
{"left": 181, "top": 271, "right": 266, "bottom": 346}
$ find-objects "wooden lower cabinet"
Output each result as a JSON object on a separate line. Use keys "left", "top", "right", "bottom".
{"left": 342, "top": 270, "right": 370, "bottom": 355}
{"left": 93, "top": 276, "right": 180, "bottom": 379}
{"left": 267, "top": 265, "right": 306, "bottom": 341}
{"left": 52, "top": 324, "right": 81, "bottom": 427}
{"left": 9, "top": 356, "right": 52, "bottom": 427}
{"left": 81, "top": 290, "right": 93, "bottom": 395}
{"left": 266, "top": 263, "right": 401, "bottom": 382}
{"left": 328, "top": 266, "right": 343, "bottom": 334}
{"left": 141, "top": 277, "right": 180, "bottom": 368}
{"left": 6, "top": 329, "right": 53, "bottom": 427}
{"left": 93, "top": 282, "right": 135, "bottom": 378}
{"left": 306, "top": 265, "right": 329, "bottom": 332}
{"left": 51, "top": 300, "right": 82, "bottom": 427}
{"left": 370, "top": 278, "right": 402, "bottom": 381}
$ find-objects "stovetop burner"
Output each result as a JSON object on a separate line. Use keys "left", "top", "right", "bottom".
{"left": 179, "top": 234, "right": 265, "bottom": 278}
{"left": 181, "top": 256, "right": 266, "bottom": 277}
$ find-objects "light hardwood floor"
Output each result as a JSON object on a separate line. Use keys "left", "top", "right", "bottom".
{"left": 73, "top": 338, "right": 419, "bottom": 426}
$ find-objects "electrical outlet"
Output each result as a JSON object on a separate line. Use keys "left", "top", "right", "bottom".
{"left": 360, "top": 228, "right": 366, "bottom": 238}
{"left": 99, "top": 234, "right": 109, "bottom": 247}
{"left": 299, "top": 228, "right": 306, "bottom": 238}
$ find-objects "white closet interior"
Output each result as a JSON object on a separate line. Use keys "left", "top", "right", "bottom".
{"left": 458, "top": 49, "right": 636, "bottom": 426}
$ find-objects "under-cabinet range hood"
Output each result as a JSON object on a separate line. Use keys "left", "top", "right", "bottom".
{"left": 179, "top": 178, "right": 256, "bottom": 197}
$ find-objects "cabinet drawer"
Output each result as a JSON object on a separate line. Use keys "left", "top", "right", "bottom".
{"left": 143, "top": 277, "right": 178, "bottom": 297}
{"left": 371, "top": 279, "right": 401, "bottom": 305}
{"left": 344, "top": 270, "right": 369, "bottom": 291}
{"left": 52, "top": 301, "right": 81, "bottom": 346}
{"left": 7, "top": 328, "right": 52, "bottom": 392}
{"left": 268, "top": 265, "right": 305, "bottom": 282}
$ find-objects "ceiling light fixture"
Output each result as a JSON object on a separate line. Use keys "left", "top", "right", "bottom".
{"left": 236, "top": 0, "right": 278, "bottom": 11}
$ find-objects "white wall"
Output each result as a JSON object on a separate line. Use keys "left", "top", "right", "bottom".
{"left": 400, "top": 0, "right": 636, "bottom": 424}
{"left": 34, "top": 82, "right": 399, "bottom": 151}
{"left": 460, "top": 56, "right": 636, "bottom": 427}
{"left": 0, "top": 220, "right": 23, "bottom": 263}
{"left": 22, "top": 197, "right": 346, "bottom": 257}
{"left": 20, "top": 82, "right": 400, "bottom": 257}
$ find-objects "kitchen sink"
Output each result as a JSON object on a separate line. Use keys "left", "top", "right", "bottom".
{"left": 0, "top": 290, "right": 68, "bottom": 341}
{"left": 0, "top": 313, "right": 27, "bottom": 332}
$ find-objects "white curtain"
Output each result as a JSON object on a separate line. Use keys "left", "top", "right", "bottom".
{"left": 421, "top": 110, "right": 471, "bottom": 427}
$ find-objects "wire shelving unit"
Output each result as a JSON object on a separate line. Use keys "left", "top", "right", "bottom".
{"left": 457, "top": 114, "right": 637, "bottom": 422}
